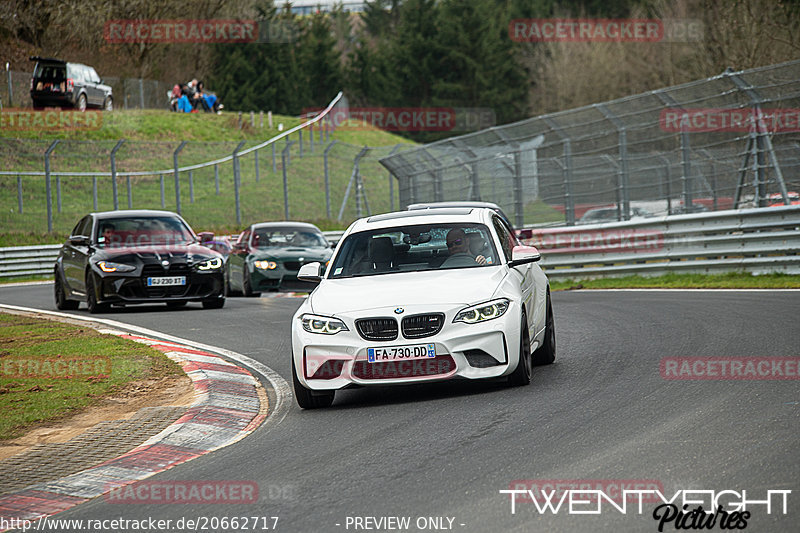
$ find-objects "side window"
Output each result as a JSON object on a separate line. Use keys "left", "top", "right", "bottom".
{"left": 88, "top": 68, "right": 100, "bottom": 83}
{"left": 238, "top": 230, "right": 251, "bottom": 247}
{"left": 492, "top": 216, "right": 514, "bottom": 261}
{"left": 70, "top": 218, "right": 84, "bottom": 237}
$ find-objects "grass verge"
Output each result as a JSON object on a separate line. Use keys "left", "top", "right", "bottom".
{"left": 550, "top": 272, "right": 800, "bottom": 290}
{"left": 0, "top": 312, "right": 183, "bottom": 440}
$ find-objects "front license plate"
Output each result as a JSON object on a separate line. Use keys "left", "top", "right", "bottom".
{"left": 368, "top": 343, "right": 436, "bottom": 363}
{"left": 147, "top": 276, "right": 186, "bottom": 287}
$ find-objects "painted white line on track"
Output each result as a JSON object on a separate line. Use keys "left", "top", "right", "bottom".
{"left": 0, "top": 303, "right": 292, "bottom": 433}
{"left": 0, "top": 280, "right": 53, "bottom": 287}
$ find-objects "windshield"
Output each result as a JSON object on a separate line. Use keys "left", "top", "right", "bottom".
{"left": 251, "top": 227, "right": 327, "bottom": 248}
{"left": 95, "top": 216, "right": 195, "bottom": 247}
{"left": 328, "top": 223, "right": 498, "bottom": 278}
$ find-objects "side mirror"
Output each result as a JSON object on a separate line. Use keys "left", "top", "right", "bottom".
{"left": 70, "top": 235, "right": 90, "bottom": 247}
{"left": 297, "top": 262, "right": 323, "bottom": 283}
{"left": 507, "top": 245, "right": 540, "bottom": 268}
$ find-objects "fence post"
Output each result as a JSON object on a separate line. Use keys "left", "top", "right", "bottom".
{"left": 138, "top": 78, "right": 145, "bottom": 109}
{"left": 282, "top": 142, "right": 294, "bottom": 220}
{"left": 299, "top": 129, "right": 303, "bottom": 158}
{"left": 233, "top": 140, "right": 246, "bottom": 225}
{"left": 189, "top": 170, "right": 194, "bottom": 203}
{"left": 254, "top": 150, "right": 260, "bottom": 182}
{"left": 386, "top": 144, "right": 402, "bottom": 211}
{"left": 17, "top": 174, "right": 22, "bottom": 214}
{"left": 160, "top": 175, "right": 165, "bottom": 208}
{"left": 110, "top": 139, "right": 125, "bottom": 210}
{"left": 250, "top": 111, "right": 255, "bottom": 127}
{"left": 215, "top": 164, "right": 220, "bottom": 194}
{"left": 93, "top": 177, "right": 98, "bottom": 211}
{"left": 56, "top": 174, "right": 62, "bottom": 213}
{"left": 268, "top": 110, "right": 273, "bottom": 128}
{"left": 309, "top": 123, "right": 314, "bottom": 153}
{"left": 260, "top": 111, "right": 263, "bottom": 128}
{"left": 44, "top": 140, "right": 59, "bottom": 233}
{"left": 237, "top": 112, "right": 242, "bottom": 129}
{"left": 338, "top": 147, "right": 369, "bottom": 221}
{"left": 173, "top": 141, "right": 188, "bottom": 214}
{"left": 323, "top": 141, "right": 337, "bottom": 218}
{"left": 272, "top": 142, "right": 276, "bottom": 172}
{"left": 513, "top": 150, "right": 524, "bottom": 228}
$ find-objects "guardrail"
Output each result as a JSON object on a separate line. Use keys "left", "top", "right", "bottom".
{"left": 2, "top": 208, "right": 798, "bottom": 281}
{"left": 518, "top": 205, "right": 800, "bottom": 278}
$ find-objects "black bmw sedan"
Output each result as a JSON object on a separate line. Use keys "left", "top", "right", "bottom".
{"left": 54, "top": 210, "right": 225, "bottom": 313}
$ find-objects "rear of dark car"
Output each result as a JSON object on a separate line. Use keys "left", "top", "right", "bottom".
{"left": 30, "top": 57, "right": 112, "bottom": 110}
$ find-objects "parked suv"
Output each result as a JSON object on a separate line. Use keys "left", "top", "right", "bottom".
{"left": 30, "top": 56, "right": 113, "bottom": 111}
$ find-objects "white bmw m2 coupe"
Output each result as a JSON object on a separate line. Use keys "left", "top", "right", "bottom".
{"left": 290, "top": 207, "right": 555, "bottom": 408}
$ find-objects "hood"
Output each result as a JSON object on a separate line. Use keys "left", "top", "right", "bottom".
{"left": 310, "top": 267, "right": 507, "bottom": 315}
{"left": 94, "top": 243, "right": 219, "bottom": 263}
{"left": 250, "top": 247, "right": 331, "bottom": 261}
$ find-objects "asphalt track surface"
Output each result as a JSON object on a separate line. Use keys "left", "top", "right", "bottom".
{"left": 1, "top": 284, "right": 798, "bottom": 533}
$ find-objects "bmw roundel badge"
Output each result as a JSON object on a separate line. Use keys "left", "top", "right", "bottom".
{"left": 394, "top": 307, "right": 404, "bottom": 314}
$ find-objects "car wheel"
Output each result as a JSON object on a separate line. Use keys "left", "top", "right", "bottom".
{"left": 508, "top": 313, "right": 532, "bottom": 386}
{"left": 77, "top": 94, "right": 87, "bottom": 112}
{"left": 166, "top": 301, "right": 187, "bottom": 309}
{"left": 104, "top": 97, "right": 113, "bottom": 111}
{"left": 242, "top": 268, "right": 261, "bottom": 297}
{"left": 532, "top": 291, "right": 556, "bottom": 366}
{"left": 292, "top": 359, "right": 335, "bottom": 409}
{"left": 202, "top": 298, "right": 225, "bottom": 309}
{"left": 224, "top": 266, "right": 241, "bottom": 297}
{"left": 54, "top": 271, "right": 79, "bottom": 310}
{"left": 86, "top": 272, "right": 109, "bottom": 314}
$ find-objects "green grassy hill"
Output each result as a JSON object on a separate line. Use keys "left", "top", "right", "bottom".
{"left": 0, "top": 110, "right": 415, "bottom": 246}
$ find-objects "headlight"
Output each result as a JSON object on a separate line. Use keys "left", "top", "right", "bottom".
{"left": 300, "top": 314, "right": 348, "bottom": 335}
{"left": 254, "top": 260, "right": 277, "bottom": 270}
{"left": 454, "top": 298, "right": 510, "bottom": 324}
{"left": 197, "top": 257, "right": 223, "bottom": 270}
{"left": 97, "top": 261, "right": 135, "bottom": 273}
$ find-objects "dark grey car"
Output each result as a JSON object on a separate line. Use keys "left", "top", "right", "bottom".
{"left": 30, "top": 56, "right": 113, "bottom": 111}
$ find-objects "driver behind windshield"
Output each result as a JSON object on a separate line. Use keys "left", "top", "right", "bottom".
{"left": 442, "top": 228, "right": 487, "bottom": 267}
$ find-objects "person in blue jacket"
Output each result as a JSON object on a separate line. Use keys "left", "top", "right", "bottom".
{"left": 177, "top": 86, "right": 194, "bottom": 113}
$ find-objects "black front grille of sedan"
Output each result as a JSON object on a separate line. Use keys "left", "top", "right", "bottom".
{"left": 401, "top": 313, "right": 445, "bottom": 339}
{"left": 355, "top": 318, "right": 399, "bottom": 341}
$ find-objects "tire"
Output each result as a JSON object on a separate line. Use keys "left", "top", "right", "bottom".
{"left": 508, "top": 313, "right": 532, "bottom": 386}
{"left": 224, "top": 266, "right": 241, "bottom": 297}
{"left": 166, "top": 301, "right": 187, "bottom": 309}
{"left": 202, "top": 298, "right": 225, "bottom": 309}
{"left": 532, "top": 291, "right": 556, "bottom": 366}
{"left": 86, "top": 272, "right": 109, "bottom": 314}
{"left": 242, "top": 268, "right": 261, "bottom": 297}
{"left": 103, "top": 97, "right": 113, "bottom": 111}
{"left": 54, "top": 271, "right": 79, "bottom": 310}
{"left": 292, "top": 359, "right": 335, "bottom": 409}
{"left": 77, "top": 94, "right": 87, "bottom": 112}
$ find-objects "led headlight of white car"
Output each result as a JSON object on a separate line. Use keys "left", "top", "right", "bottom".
{"left": 454, "top": 298, "right": 510, "bottom": 324}
{"left": 96, "top": 261, "right": 136, "bottom": 273}
{"left": 197, "top": 257, "right": 223, "bottom": 270}
{"left": 254, "top": 260, "right": 277, "bottom": 270}
{"left": 300, "top": 314, "right": 349, "bottom": 335}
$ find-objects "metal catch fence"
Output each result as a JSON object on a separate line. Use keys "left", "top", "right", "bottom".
{"left": 379, "top": 60, "right": 800, "bottom": 228}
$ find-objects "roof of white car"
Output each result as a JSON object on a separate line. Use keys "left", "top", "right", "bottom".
{"left": 347, "top": 207, "right": 493, "bottom": 234}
